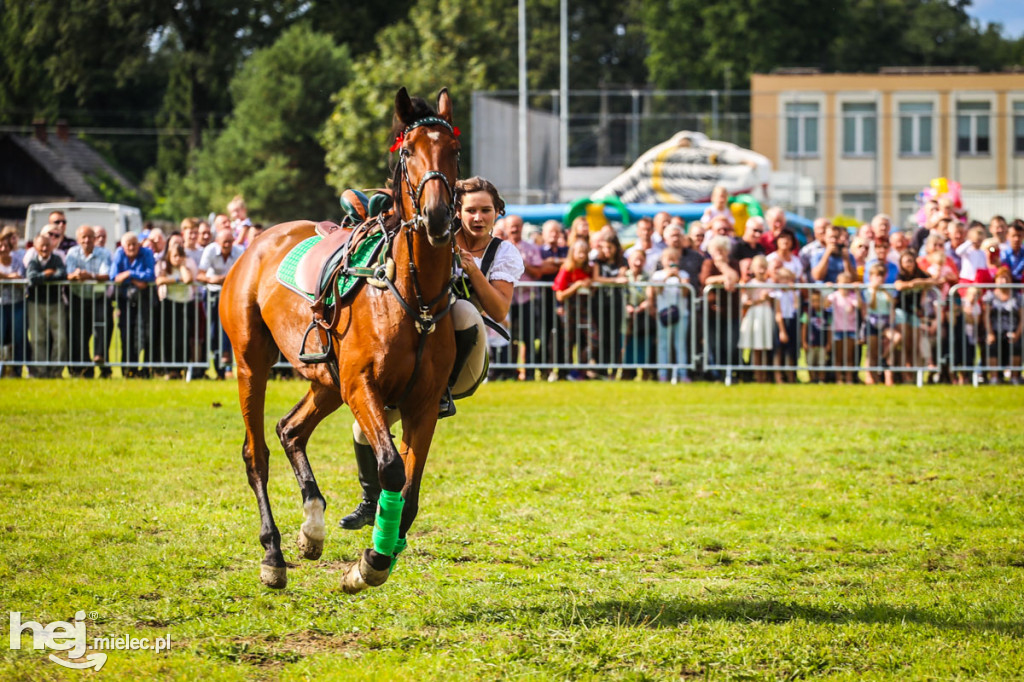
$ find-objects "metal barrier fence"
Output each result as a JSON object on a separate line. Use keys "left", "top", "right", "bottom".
{"left": 491, "top": 280, "right": 697, "bottom": 382}
{"left": 2, "top": 279, "right": 1021, "bottom": 385}
{"left": 0, "top": 280, "right": 231, "bottom": 378}
{"left": 947, "top": 283, "right": 1024, "bottom": 386}
{"left": 701, "top": 283, "right": 945, "bottom": 386}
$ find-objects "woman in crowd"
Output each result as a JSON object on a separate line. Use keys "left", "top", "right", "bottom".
{"left": 590, "top": 230, "right": 627, "bottom": 375}
{"left": 622, "top": 249, "right": 654, "bottom": 379}
{"left": 766, "top": 229, "right": 804, "bottom": 282}
{"left": 700, "top": 235, "right": 741, "bottom": 377}
{"left": 984, "top": 266, "right": 1023, "bottom": 383}
{"left": 154, "top": 233, "right": 198, "bottom": 379}
{"left": 0, "top": 226, "right": 26, "bottom": 377}
{"left": 553, "top": 239, "right": 593, "bottom": 380}
{"left": 650, "top": 247, "right": 690, "bottom": 382}
{"left": 893, "top": 250, "right": 939, "bottom": 376}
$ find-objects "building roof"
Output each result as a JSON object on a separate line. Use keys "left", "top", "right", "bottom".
{"left": 3, "top": 131, "right": 138, "bottom": 203}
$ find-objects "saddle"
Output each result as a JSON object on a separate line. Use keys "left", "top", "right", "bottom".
{"left": 276, "top": 189, "right": 395, "bottom": 365}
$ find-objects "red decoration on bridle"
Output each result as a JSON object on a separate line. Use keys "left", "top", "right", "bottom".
{"left": 389, "top": 120, "right": 460, "bottom": 153}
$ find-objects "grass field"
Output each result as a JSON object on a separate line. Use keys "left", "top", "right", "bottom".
{"left": 1, "top": 379, "right": 1022, "bottom": 680}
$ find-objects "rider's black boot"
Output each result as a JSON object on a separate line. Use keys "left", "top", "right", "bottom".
{"left": 338, "top": 439, "right": 380, "bottom": 530}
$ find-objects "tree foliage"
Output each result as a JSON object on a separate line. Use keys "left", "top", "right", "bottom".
{"left": 642, "top": 0, "right": 1024, "bottom": 90}
{"left": 161, "top": 24, "right": 351, "bottom": 223}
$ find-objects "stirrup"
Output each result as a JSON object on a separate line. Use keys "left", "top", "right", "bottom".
{"left": 299, "top": 320, "right": 332, "bottom": 364}
{"left": 438, "top": 387, "right": 456, "bottom": 420}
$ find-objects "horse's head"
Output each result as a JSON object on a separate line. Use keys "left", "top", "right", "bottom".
{"left": 393, "top": 88, "right": 461, "bottom": 247}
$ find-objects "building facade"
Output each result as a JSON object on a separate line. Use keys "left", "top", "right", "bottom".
{"left": 751, "top": 69, "right": 1024, "bottom": 226}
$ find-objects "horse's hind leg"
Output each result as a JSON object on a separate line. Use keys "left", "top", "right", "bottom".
{"left": 234, "top": 327, "right": 288, "bottom": 588}
{"left": 276, "top": 383, "right": 343, "bottom": 560}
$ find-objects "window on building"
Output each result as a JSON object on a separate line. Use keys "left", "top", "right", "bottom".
{"left": 785, "top": 102, "right": 819, "bottom": 157}
{"left": 957, "top": 101, "right": 991, "bottom": 155}
{"left": 1014, "top": 102, "right": 1024, "bottom": 155}
{"left": 842, "top": 102, "right": 876, "bottom": 156}
{"left": 898, "top": 193, "right": 920, "bottom": 229}
{"left": 841, "top": 193, "right": 877, "bottom": 223}
{"left": 898, "top": 102, "right": 933, "bottom": 156}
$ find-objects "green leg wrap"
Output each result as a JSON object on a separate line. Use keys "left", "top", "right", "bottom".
{"left": 390, "top": 536, "right": 408, "bottom": 571}
{"left": 372, "top": 490, "right": 405, "bottom": 558}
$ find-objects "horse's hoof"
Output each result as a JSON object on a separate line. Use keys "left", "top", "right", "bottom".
{"left": 297, "top": 529, "right": 324, "bottom": 560}
{"left": 260, "top": 564, "right": 288, "bottom": 589}
{"left": 340, "top": 550, "right": 389, "bottom": 594}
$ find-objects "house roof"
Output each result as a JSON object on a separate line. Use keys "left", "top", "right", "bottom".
{"left": 5, "top": 132, "right": 138, "bottom": 202}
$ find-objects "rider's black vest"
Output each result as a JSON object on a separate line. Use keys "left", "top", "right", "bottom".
{"left": 456, "top": 237, "right": 503, "bottom": 303}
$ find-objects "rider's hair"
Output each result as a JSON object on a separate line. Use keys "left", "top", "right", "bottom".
{"left": 454, "top": 176, "right": 505, "bottom": 218}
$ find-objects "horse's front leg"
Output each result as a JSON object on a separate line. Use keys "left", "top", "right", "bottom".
{"left": 340, "top": 387, "right": 408, "bottom": 594}
{"left": 390, "top": 406, "right": 439, "bottom": 567}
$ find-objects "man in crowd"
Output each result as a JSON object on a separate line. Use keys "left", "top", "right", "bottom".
{"left": 758, "top": 206, "right": 787, "bottom": 254}
{"left": 94, "top": 226, "right": 108, "bottom": 249}
{"left": 1000, "top": 221, "right": 1024, "bottom": 282}
{"left": 538, "top": 220, "right": 567, "bottom": 374}
{"left": 731, "top": 216, "right": 766, "bottom": 280}
{"left": 65, "top": 225, "right": 111, "bottom": 377}
{"left": 624, "top": 217, "right": 663, "bottom": 275}
{"left": 110, "top": 232, "right": 156, "bottom": 377}
{"left": 810, "top": 225, "right": 855, "bottom": 284}
{"left": 506, "top": 214, "right": 543, "bottom": 376}
{"left": 199, "top": 228, "right": 244, "bottom": 379}
{"left": 799, "top": 217, "right": 830, "bottom": 274}
{"left": 990, "top": 215, "right": 1009, "bottom": 245}
{"left": 652, "top": 211, "right": 671, "bottom": 246}
{"left": 198, "top": 221, "right": 213, "bottom": 249}
{"left": 945, "top": 220, "right": 966, "bottom": 270}
{"left": 26, "top": 230, "right": 67, "bottom": 377}
{"left": 701, "top": 215, "right": 733, "bottom": 252}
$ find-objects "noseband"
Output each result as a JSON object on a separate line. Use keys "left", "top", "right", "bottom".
{"left": 396, "top": 117, "right": 460, "bottom": 240}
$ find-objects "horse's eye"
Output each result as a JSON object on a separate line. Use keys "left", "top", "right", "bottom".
{"left": 401, "top": 148, "right": 411, "bottom": 158}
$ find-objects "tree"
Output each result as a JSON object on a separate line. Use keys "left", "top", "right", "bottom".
{"left": 161, "top": 24, "right": 352, "bottom": 222}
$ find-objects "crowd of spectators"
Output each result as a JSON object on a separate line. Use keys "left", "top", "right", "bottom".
{"left": 496, "top": 188, "right": 1024, "bottom": 385}
{"left": 1, "top": 187, "right": 1022, "bottom": 385}
{"left": 0, "top": 195, "right": 260, "bottom": 378}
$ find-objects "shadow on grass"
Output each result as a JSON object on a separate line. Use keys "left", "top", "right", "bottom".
{"left": 442, "top": 596, "right": 1024, "bottom": 636}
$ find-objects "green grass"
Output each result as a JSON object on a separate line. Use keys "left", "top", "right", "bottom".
{"left": 0, "top": 379, "right": 1022, "bottom": 680}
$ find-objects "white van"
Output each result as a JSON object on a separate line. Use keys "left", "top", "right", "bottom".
{"left": 25, "top": 202, "right": 143, "bottom": 244}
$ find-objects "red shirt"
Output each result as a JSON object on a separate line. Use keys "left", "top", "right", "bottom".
{"left": 553, "top": 267, "right": 590, "bottom": 292}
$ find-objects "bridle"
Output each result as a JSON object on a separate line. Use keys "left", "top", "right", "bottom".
{"left": 395, "top": 116, "right": 460, "bottom": 242}
{"left": 378, "top": 115, "right": 462, "bottom": 409}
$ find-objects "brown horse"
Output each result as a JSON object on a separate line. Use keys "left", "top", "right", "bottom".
{"left": 220, "top": 88, "right": 459, "bottom": 592}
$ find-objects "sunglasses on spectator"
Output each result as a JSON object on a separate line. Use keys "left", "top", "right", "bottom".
{"left": 51, "top": 219, "right": 67, "bottom": 225}
{"left": 750, "top": 228, "right": 763, "bottom": 234}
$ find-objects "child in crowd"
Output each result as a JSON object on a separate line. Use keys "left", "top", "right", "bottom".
{"left": 700, "top": 185, "right": 734, "bottom": 227}
{"left": 803, "top": 289, "right": 830, "bottom": 383}
{"left": 771, "top": 267, "right": 799, "bottom": 383}
{"left": 984, "top": 266, "right": 1024, "bottom": 384}
{"left": 738, "top": 255, "right": 777, "bottom": 383}
{"left": 953, "top": 286, "right": 982, "bottom": 385}
{"left": 649, "top": 247, "right": 690, "bottom": 382}
{"left": 956, "top": 225, "right": 987, "bottom": 283}
{"left": 622, "top": 249, "right": 654, "bottom": 379}
{"left": 862, "top": 263, "right": 894, "bottom": 386}
{"left": 827, "top": 272, "right": 861, "bottom": 384}
{"left": 553, "top": 239, "right": 592, "bottom": 380}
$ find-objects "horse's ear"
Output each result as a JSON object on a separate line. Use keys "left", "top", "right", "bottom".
{"left": 437, "top": 88, "right": 453, "bottom": 123}
{"left": 395, "top": 87, "right": 415, "bottom": 126}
